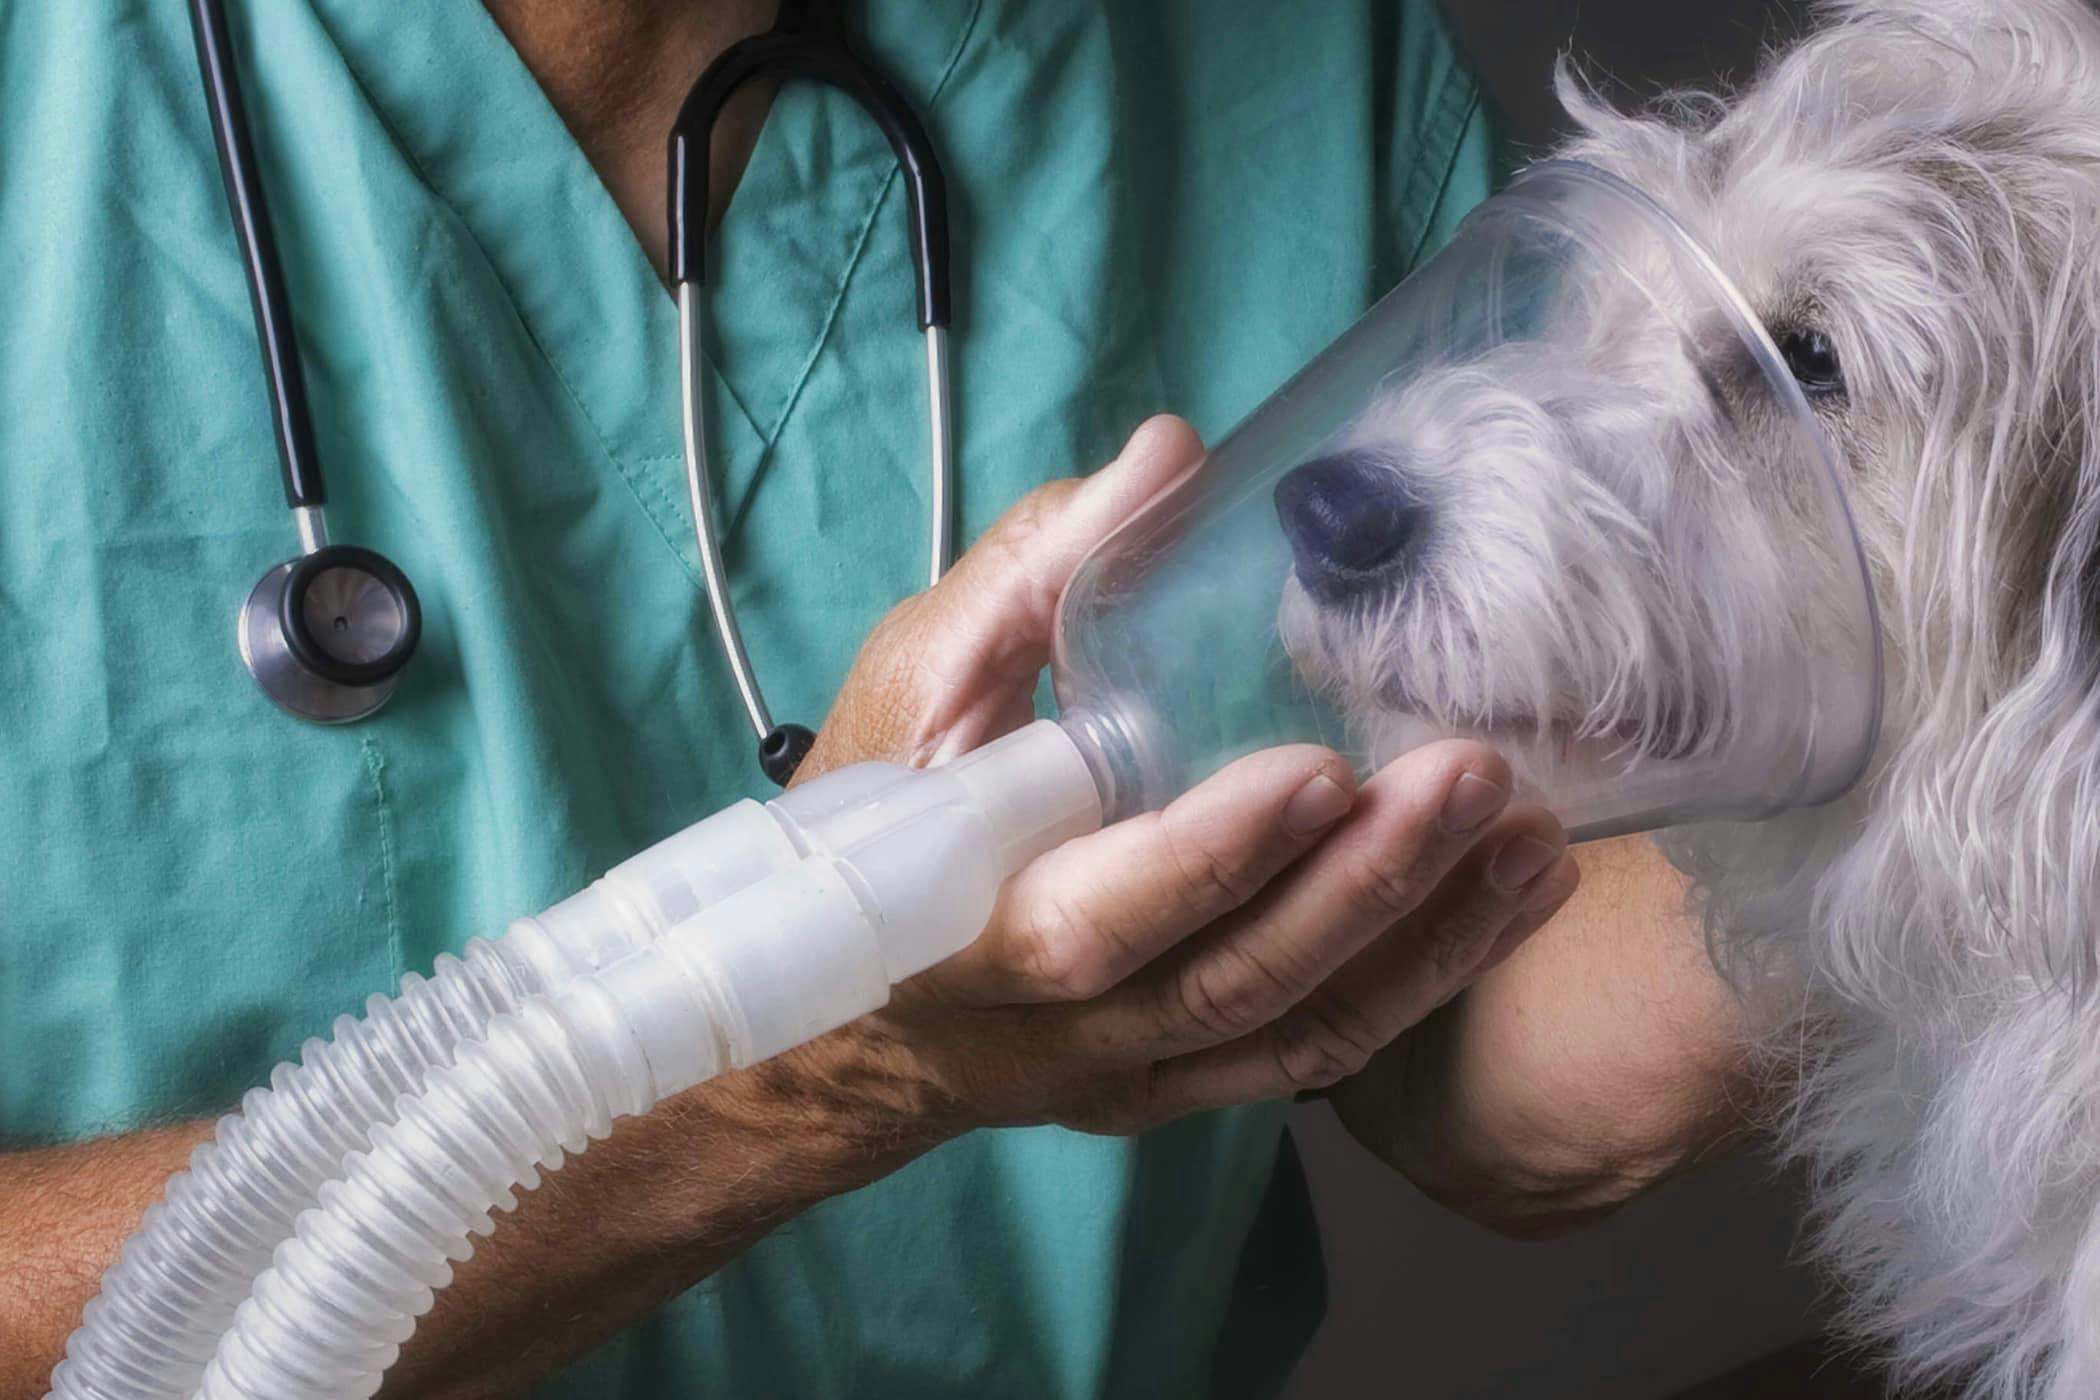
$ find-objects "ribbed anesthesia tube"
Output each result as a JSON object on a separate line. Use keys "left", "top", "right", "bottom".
{"left": 48, "top": 721, "right": 1102, "bottom": 1400}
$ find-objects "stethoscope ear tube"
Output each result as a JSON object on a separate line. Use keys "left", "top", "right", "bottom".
{"left": 189, "top": 0, "right": 325, "bottom": 511}
{"left": 670, "top": 0, "right": 955, "bottom": 788}
{"left": 675, "top": 289, "right": 839, "bottom": 788}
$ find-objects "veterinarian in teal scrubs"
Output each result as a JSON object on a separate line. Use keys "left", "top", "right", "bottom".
{"left": 0, "top": 1, "right": 1511, "bottom": 1393}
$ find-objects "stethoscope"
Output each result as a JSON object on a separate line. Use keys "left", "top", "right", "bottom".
{"left": 189, "top": 0, "right": 951, "bottom": 786}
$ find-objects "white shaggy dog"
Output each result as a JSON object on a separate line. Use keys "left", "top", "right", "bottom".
{"left": 1278, "top": 2, "right": 2100, "bottom": 1395}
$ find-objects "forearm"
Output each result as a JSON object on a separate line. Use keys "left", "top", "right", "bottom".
{"left": 392, "top": 1027, "right": 949, "bottom": 1398}
{"left": 0, "top": 1122, "right": 211, "bottom": 1395}
{"left": 0, "top": 1026, "right": 949, "bottom": 1400}
{"left": 1331, "top": 834, "right": 1756, "bottom": 1237}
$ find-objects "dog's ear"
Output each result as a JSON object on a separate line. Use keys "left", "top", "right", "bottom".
{"left": 1937, "top": 291, "right": 2100, "bottom": 995}
{"left": 1775, "top": 293, "right": 2100, "bottom": 1395}
{"left": 1814, "top": 156, "right": 2100, "bottom": 1006}
{"left": 1673, "top": 131, "right": 2100, "bottom": 1398}
{"left": 1641, "top": 5, "right": 2100, "bottom": 1389}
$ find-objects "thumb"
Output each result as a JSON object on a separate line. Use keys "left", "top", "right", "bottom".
{"left": 803, "top": 417, "right": 1204, "bottom": 777}
{"left": 943, "top": 415, "right": 1205, "bottom": 685}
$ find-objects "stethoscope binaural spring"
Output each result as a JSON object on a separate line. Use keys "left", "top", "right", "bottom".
{"left": 190, "top": 0, "right": 953, "bottom": 783}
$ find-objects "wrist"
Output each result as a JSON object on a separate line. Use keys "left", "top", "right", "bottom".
{"left": 381, "top": 1018, "right": 972, "bottom": 1394}
{"left": 640, "top": 1015, "right": 971, "bottom": 1245}
{"left": 750, "top": 1017, "right": 975, "bottom": 1185}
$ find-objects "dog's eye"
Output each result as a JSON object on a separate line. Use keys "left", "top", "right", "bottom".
{"left": 1777, "top": 328, "right": 1845, "bottom": 398}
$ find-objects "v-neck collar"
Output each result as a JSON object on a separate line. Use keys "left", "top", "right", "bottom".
{"left": 308, "top": 0, "right": 980, "bottom": 554}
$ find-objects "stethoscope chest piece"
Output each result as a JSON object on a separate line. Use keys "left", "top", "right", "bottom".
{"left": 193, "top": 0, "right": 423, "bottom": 727}
{"left": 237, "top": 544, "right": 421, "bottom": 724}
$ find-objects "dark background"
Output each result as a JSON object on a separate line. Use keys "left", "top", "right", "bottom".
{"left": 1282, "top": 3, "right": 1857, "bottom": 1398}
{"left": 1447, "top": 0, "right": 1809, "bottom": 152}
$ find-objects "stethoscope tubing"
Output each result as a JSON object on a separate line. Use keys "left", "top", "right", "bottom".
{"left": 678, "top": 289, "right": 954, "bottom": 746}
{"left": 188, "top": 0, "right": 325, "bottom": 513}
{"left": 667, "top": 2, "right": 950, "bottom": 331}
{"left": 925, "top": 325, "right": 955, "bottom": 583}
{"left": 188, "top": 0, "right": 948, "bottom": 770}
{"left": 190, "top": 0, "right": 422, "bottom": 719}
{"left": 670, "top": 0, "right": 956, "bottom": 784}
{"left": 678, "top": 283, "right": 775, "bottom": 741}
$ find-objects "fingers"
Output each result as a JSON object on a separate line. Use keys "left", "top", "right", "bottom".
{"left": 929, "top": 743, "right": 1357, "bottom": 1006}
{"left": 1064, "top": 740, "right": 1528, "bottom": 1061}
{"left": 1149, "top": 821, "right": 1581, "bottom": 1116}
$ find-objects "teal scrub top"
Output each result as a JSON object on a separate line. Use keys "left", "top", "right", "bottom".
{"left": 0, "top": 2, "right": 1510, "bottom": 1394}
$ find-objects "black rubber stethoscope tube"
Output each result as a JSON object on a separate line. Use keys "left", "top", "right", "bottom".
{"left": 667, "top": 0, "right": 951, "bottom": 331}
{"left": 188, "top": 0, "right": 325, "bottom": 511}
{"left": 189, "top": 0, "right": 944, "bottom": 754}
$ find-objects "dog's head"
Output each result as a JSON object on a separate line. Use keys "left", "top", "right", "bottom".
{"left": 1278, "top": 2, "right": 2100, "bottom": 1394}
{"left": 1272, "top": 168, "right": 1876, "bottom": 830}
{"left": 1278, "top": 0, "right": 2100, "bottom": 945}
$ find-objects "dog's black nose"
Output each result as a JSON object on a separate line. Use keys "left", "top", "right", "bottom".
{"left": 1273, "top": 451, "right": 1425, "bottom": 603}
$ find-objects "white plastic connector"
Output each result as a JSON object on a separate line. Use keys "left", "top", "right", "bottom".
{"left": 503, "top": 799, "right": 804, "bottom": 993}
{"left": 626, "top": 720, "right": 1106, "bottom": 1075}
{"left": 834, "top": 802, "right": 1001, "bottom": 983}
{"left": 655, "top": 856, "right": 890, "bottom": 1070}
{"left": 771, "top": 719, "right": 1102, "bottom": 875}
{"left": 603, "top": 797, "right": 804, "bottom": 933}
{"left": 943, "top": 720, "right": 1103, "bottom": 872}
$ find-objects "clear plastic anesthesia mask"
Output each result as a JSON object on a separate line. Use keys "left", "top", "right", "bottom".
{"left": 1054, "top": 162, "right": 1884, "bottom": 840}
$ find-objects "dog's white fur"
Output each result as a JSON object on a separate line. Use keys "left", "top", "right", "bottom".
{"left": 1283, "top": 2, "right": 2100, "bottom": 1393}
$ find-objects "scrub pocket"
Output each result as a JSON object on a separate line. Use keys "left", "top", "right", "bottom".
{"left": 0, "top": 522, "right": 406, "bottom": 1147}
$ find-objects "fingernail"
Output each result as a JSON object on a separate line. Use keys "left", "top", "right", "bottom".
{"left": 1489, "top": 835, "right": 1562, "bottom": 892}
{"left": 1283, "top": 774, "right": 1352, "bottom": 836}
{"left": 1439, "top": 772, "right": 1508, "bottom": 834}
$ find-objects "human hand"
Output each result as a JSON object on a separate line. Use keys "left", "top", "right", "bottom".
{"left": 785, "top": 416, "right": 1581, "bottom": 1144}
{"left": 1328, "top": 833, "right": 1750, "bottom": 1238}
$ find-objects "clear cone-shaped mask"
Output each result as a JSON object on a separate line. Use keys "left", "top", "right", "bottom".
{"left": 1054, "top": 162, "right": 1883, "bottom": 840}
